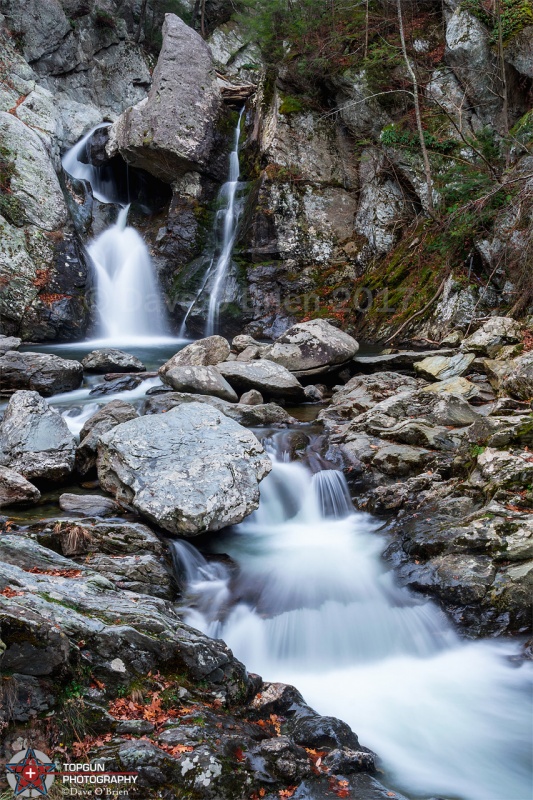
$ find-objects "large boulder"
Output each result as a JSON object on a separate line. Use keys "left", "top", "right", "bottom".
{"left": 0, "top": 391, "right": 76, "bottom": 481}
{"left": 0, "top": 466, "right": 40, "bottom": 508}
{"left": 143, "top": 392, "right": 296, "bottom": 427}
{"left": 0, "top": 351, "right": 83, "bottom": 397}
{"left": 264, "top": 320, "right": 359, "bottom": 375}
{"left": 0, "top": 336, "right": 21, "bottom": 355}
{"left": 76, "top": 400, "right": 139, "bottom": 476}
{"left": 160, "top": 337, "right": 230, "bottom": 375}
{"left": 461, "top": 317, "right": 522, "bottom": 357}
{"left": 97, "top": 403, "right": 272, "bottom": 535}
{"left": 81, "top": 349, "right": 146, "bottom": 374}
{"left": 160, "top": 365, "right": 238, "bottom": 402}
{"left": 217, "top": 359, "right": 305, "bottom": 400}
{"left": 107, "top": 14, "right": 221, "bottom": 182}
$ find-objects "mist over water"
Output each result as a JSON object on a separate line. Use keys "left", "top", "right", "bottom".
{"left": 174, "top": 453, "right": 533, "bottom": 800}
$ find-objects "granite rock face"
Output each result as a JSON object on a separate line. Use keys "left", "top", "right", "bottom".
{"left": 97, "top": 402, "right": 272, "bottom": 535}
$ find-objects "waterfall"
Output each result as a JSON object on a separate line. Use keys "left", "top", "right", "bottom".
{"left": 179, "top": 108, "right": 245, "bottom": 337}
{"left": 174, "top": 455, "right": 533, "bottom": 800}
{"left": 63, "top": 125, "right": 172, "bottom": 346}
{"left": 87, "top": 205, "right": 168, "bottom": 342}
{"left": 61, "top": 123, "right": 120, "bottom": 204}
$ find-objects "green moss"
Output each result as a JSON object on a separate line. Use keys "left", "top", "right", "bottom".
{"left": 461, "top": 0, "right": 533, "bottom": 42}
{"left": 279, "top": 94, "right": 305, "bottom": 114}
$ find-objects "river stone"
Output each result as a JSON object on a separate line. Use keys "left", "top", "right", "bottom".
{"left": 461, "top": 316, "right": 522, "bottom": 357}
{"left": 421, "top": 376, "right": 480, "bottom": 399}
{"left": 160, "top": 365, "right": 238, "bottom": 402}
{"left": 321, "top": 372, "right": 421, "bottom": 426}
{"left": 0, "top": 391, "right": 76, "bottom": 481}
{"left": 352, "top": 349, "right": 457, "bottom": 371}
{"left": 160, "top": 336, "right": 230, "bottom": 374}
{"left": 217, "top": 359, "right": 305, "bottom": 400}
{"left": 58, "top": 493, "right": 122, "bottom": 517}
{"left": 414, "top": 352, "right": 475, "bottom": 381}
{"left": 107, "top": 14, "right": 220, "bottom": 182}
{"left": 502, "top": 353, "right": 533, "bottom": 401}
{"left": 76, "top": 400, "right": 139, "bottom": 476}
{"left": 0, "top": 466, "right": 40, "bottom": 508}
{"left": 264, "top": 320, "right": 359, "bottom": 375}
{"left": 97, "top": 402, "right": 272, "bottom": 535}
{"left": 0, "top": 351, "right": 83, "bottom": 397}
{"left": 82, "top": 349, "right": 146, "bottom": 374}
{"left": 232, "top": 335, "right": 265, "bottom": 354}
{"left": 142, "top": 392, "right": 296, "bottom": 427}
{"left": 239, "top": 389, "right": 264, "bottom": 405}
{"left": 0, "top": 336, "right": 21, "bottom": 355}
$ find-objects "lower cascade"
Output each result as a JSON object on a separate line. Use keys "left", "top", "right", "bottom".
{"left": 173, "top": 446, "right": 533, "bottom": 800}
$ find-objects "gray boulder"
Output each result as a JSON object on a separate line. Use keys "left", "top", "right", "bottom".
{"left": 218, "top": 359, "right": 304, "bottom": 400}
{"left": 97, "top": 403, "right": 272, "bottom": 535}
{"left": 0, "top": 466, "right": 40, "bottom": 508}
{"left": 353, "top": 349, "right": 457, "bottom": 371}
{"left": 264, "top": 320, "right": 359, "bottom": 375}
{"left": 107, "top": 14, "right": 220, "bottom": 182}
{"left": 320, "top": 372, "right": 421, "bottom": 427}
{"left": 143, "top": 392, "right": 296, "bottom": 427}
{"left": 239, "top": 389, "right": 264, "bottom": 405}
{"left": 76, "top": 400, "right": 139, "bottom": 476}
{"left": 82, "top": 349, "right": 146, "bottom": 373}
{"left": 414, "top": 352, "right": 475, "bottom": 381}
{"left": 462, "top": 317, "right": 522, "bottom": 357}
{"left": 502, "top": 353, "right": 533, "bottom": 401}
{"left": 0, "top": 336, "right": 21, "bottom": 355}
{"left": 161, "top": 365, "right": 238, "bottom": 402}
{"left": 160, "top": 336, "right": 230, "bottom": 375}
{"left": 422, "top": 376, "right": 480, "bottom": 400}
{"left": 0, "top": 351, "right": 83, "bottom": 397}
{"left": 0, "top": 391, "right": 76, "bottom": 481}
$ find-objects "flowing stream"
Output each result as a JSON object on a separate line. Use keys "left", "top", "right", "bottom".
{"left": 173, "top": 435, "right": 533, "bottom": 800}
{"left": 56, "top": 125, "right": 533, "bottom": 800}
{"left": 180, "top": 109, "right": 246, "bottom": 337}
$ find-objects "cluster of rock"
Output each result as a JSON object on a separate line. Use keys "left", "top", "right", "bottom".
{"left": 318, "top": 318, "right": 533, "bottom": 637}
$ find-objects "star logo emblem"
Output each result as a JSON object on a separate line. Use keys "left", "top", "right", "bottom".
{"left": 5, "top": 747, "right": 56, "bottom": 797}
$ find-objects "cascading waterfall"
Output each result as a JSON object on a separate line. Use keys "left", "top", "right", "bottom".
{"left": 173, "top": 442, "right": 533, "bottom": 800}
{"left": 179, "top": 108, "right": 245, "bottom": 338}
{"left": 87, "top": 205, "right": 168, "bottom": 342}
{"left": 62, "top": 125, "right": 171, "bottom": 346}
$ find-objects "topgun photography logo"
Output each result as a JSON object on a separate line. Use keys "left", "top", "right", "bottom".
{"left": 5, "top": 747, "right": 139, "bottom": 797}
{"left": 5, "top": 747, "right": 56, "bottom": 797}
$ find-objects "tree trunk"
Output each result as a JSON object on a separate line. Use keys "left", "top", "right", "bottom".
{"left": 396, "top": 0, "right": 435, "bottom": 217}
{"left": 200, "top": 0, "right": 206, "bottom": 37}
{"left": 135, "top": 0, "right": 148, "bottom": 43}
{"left": 495, "top": 0, "right": 509, "bottom": 154}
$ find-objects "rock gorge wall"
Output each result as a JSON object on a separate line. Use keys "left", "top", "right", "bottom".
{"left": 0, "top": 0, "right": 532, "bottom": 342}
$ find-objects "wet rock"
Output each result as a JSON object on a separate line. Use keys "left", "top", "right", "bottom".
{"left": 143, "top": 392, "right": 296, "bottom": 427}
{"left": 58, "top": 493, "right": 122, "bottom": 517}
{"left": 401, "top": 553, "right": 496, "bottom": 605}
{"left": 254, "top": 736, "right": 312, "bottom": 782}
{"left": 461, "top": 316, "right": 522, "bottom": 357}
{"left": 264, "top": 320, "right": 359, "bottom": 376}
{"left": 160, "top": 365, "right": 239, "bottom": 402}
{"left": 97, "top": 402, "right": 272, "bottom": 535}
{"left": 291, "top": 715, "right": 360, "bottom": 751}
{"left": 0, "top": 351, "right": 83, "bottom": 397}
{"left": 76, "top": 400, "right": 138, "bottom": 476}
{"left": 218, "top": 359, "right": 305, "bottom": 400}
{"left": 0, "top": 466, "right": 40, "bottom": 508}
{"left": 160, "top": 336, "right": 230, "bottom": 374}
{"left": 86, "top": 553, "right": 176, "bottom": 600}
{"left": 81, "top": 349, "right": 146, "bottom": 373}
{"left": 240, "top": 389, "right": 264, "bottom": 405}
{"left": 0, "top": 391, "right": 75, "bottom": 482}
{"left": 89, "top": 374, "right": 149, "bottom": 396}
{"left": 304, "top": 385, "right": 325, "bottom": 402}
{"left": 108, "top": 14, "right": 220, "bottom": 182}
{"left": 502, "top": 353, "right": 533, "bottom": 401}
{"left": 414, "top": 352, "right": 476, "bottom": 381}
{"left": 36, "top": 519, "right": 165, "bottom": 559}
{"left": 322, "top": 748, "right": 376, "bottom": 774}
